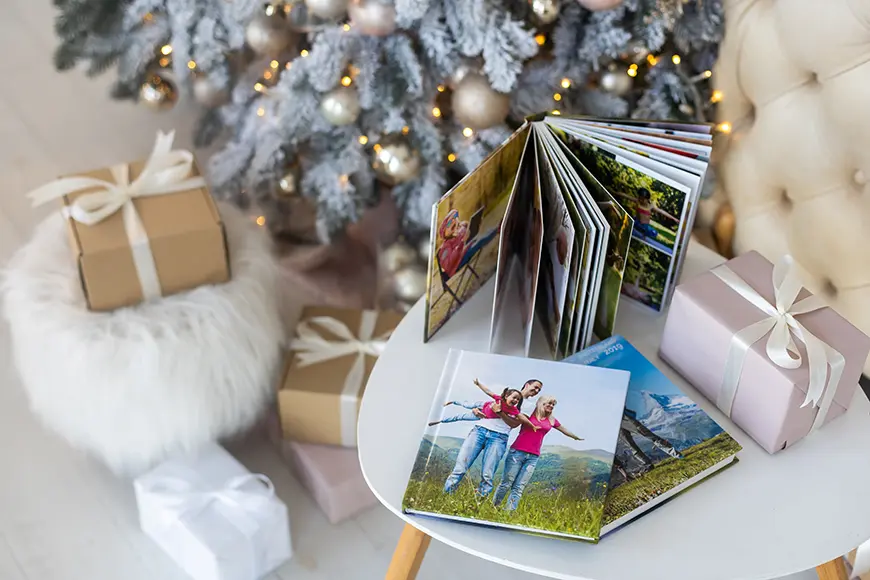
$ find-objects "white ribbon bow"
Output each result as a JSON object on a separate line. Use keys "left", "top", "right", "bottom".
{"left": 289, "top": 311, "right": 392, "bottom": 446}
{"left": 712, "top": 256, "right": 845, "bottom": 431}
{"left": 27, "top": 131, "right": 206, "bottom": 301}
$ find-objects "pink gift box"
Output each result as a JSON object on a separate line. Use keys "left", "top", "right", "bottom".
{"left": 276, "top": 439, "right": 377, "bottom": 524}
{"left": 660, "top": 251, "right": 870, "bottom": 453}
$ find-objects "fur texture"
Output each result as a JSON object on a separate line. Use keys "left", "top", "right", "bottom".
{"left": 2, "top": 203, "right": 284, "bottom": 474}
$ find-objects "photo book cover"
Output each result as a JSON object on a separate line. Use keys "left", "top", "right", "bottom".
{"left": 402, "top": 349, "right": 630, "bottom": 542}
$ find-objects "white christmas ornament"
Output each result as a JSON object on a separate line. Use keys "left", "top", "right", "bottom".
{"left": 320, "top": 86, "right": 361, "bottom": 125}
{"left": 348, "top": 0, "right": 397, "bottom": 36}
{"left": 305, "top": 0, "right": 349, "bottom": 20}
{"left": 451, "top": 73, "right": 511, "bottom": 130}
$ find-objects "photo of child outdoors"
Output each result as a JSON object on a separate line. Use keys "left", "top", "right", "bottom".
{"left": 622, "top": 240, "right": 671, "bottom": 310}
{"left": 425, "top": 127, "right": 530, "bottom": 341}
{"left": 403, "top": 350, "right": 630, "bottom": 540}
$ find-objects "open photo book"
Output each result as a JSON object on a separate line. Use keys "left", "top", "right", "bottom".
{"left": 565, "top": 336, "right": 741, "bottom": 536}
{"left": 402, "top": 349, "right": 630, "bottom": 543}
{"left": 424, "top": 116, "right": 712, "bottom": 358}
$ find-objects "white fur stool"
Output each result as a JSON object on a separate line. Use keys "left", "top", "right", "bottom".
{"left": 2, "top": 203, "right": 284, "bottom": 474}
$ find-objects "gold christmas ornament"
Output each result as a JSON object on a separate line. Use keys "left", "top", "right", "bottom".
{"left": 245, "top": 7, "right": 296, "bottom": 55}
{"left": 277, "top": 163, "right": 302, "bottom": 197}
{"left": 305, "top": 0, "right": 349, "bottom": 20}
{"left": 382, "top": 239, "right": 418, "bottom": 273}
{"left": 530, "top": 0, "right": 560, "bottom": 24}
{"left": 577, "top": 0, "right": 623, "bottom": 10}
{"left": 393, "top": 264, "right": 427, "bottom": 303}
{"left": 192, "top": 75, "right": 230, "bottom": 107}
{"left": 348, "top": 0, "right": 397, "bottom": 36}
{"left": 139, "top": 73, "right": 178, "bottom": 110}
{"left": 372, "top": 134, "right": 422, "bottom": 185}
{"left": 320, "top": 85, "right": 361, "bottom": 125}
{"left": 448, "top": 58, "right": 482, "bottom": 89}
{"left": 451, "top": 73, "right": 510, "bottom": 130}
{"left": 599, "top": 63, "right": 633, "bottom": 96}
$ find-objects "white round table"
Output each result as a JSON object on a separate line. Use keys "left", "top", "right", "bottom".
{"left": 358, "top": 243, "right": 870, "bottom": 580}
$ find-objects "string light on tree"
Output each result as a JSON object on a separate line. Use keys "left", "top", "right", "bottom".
{"left": 710, "top": 90, "right": 723, "bottom": 103}
{"left": 717, "top": 121, "right": 732, "bottom": 134}
{"left": 560, "top": 78, "right": 572, "bottom": 89}
{"left": 672, "top": 54, "right": 681, "bottom": 65}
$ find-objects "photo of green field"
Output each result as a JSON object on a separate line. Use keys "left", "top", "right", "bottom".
{"left": 622, "top": 239, "right": 670, "bottom": 310}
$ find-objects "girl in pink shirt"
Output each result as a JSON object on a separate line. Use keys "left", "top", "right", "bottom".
{"left": 436, "top": 209, "right": 500, "bottom": 278}
{"left": 430, "top": 379, "right": 537, "bottom": 430}
{"left": 493, "top": 396, "right": 583, "bottom": 512}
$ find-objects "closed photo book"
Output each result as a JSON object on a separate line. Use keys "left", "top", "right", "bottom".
{"left": 402, "top": 349, "right": 630, "bottom": 542}
{"left": 565, "top": 336, "right": 741, "bottom": 535}
{"left": 424, "top": 116, "right": 711, "bottom": 360}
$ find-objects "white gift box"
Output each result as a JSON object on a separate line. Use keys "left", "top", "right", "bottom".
{"left": 134, "top": 444, "right": 292, "bottom": 580}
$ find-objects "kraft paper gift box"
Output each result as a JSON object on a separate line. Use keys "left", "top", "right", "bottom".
{"left": 28, "top": 131, "right": 230, "bottom": 311}
{"left": 660, "top": 251, "right": 870, "bottom": 453}
{"left": 134, "top": 443, "right": 292, "bottom": 580}
{"left": 278, "top": 306, "right": 404, "bottom": 447}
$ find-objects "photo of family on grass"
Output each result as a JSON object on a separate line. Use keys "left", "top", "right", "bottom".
{"left": 403, "top": 350, "right": 630, "bottom": 541}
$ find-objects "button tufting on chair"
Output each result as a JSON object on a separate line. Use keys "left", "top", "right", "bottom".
{"left": 716, "top": 0, "right": 870, "bottom": 374}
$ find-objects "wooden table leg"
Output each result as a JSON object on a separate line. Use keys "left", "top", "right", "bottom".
{"left": 816, "top": 557, "right": 848, "bottom": 580}
{"left": 385, "top": 523, "right": 431, "bottom": 580}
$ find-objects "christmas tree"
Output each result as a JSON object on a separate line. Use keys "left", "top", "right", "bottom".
{"left": 52, "top": 0, "right": 724, "bottom": 245}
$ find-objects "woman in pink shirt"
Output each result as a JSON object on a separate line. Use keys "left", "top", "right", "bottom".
{"left": 493, "top": 396, "right": 583, "bottom": 512}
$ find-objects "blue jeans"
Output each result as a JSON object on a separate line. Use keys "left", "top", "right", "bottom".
{"left": 440, "top": 399, "right": 487, "bottom": 423}
{"left": 443, "top": 426, "right": 508, "bottom": 497}
{"left": 493, "top": 449, "right": 539, "bottom": 511}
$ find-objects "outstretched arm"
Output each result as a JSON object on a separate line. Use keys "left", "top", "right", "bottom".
{"left": 516, "top": 414, "right": 539, "bottom": 432}
{"left": 652, "top": 207, "right": 678, "bottom": 222}
{"left": 555, "top": 423, "right": 583, "bottom": 441}
{"left": 473, "top": 378, "right": 497, "bottom": 400}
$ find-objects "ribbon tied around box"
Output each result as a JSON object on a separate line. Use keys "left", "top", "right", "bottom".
{"left": 711, "top": 255, "right": 845, "bottom": 431}
{"left": 289, "top": 310, "right": 392, "bottom": 446}
{"left": 27, "top": 131, "right": 206, "bottom": 302}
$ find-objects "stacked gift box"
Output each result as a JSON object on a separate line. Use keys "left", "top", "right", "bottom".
{"left": 272, "top": 305, "right": 404, "bottom": 524}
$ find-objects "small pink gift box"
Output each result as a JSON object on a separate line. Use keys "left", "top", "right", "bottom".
{"left": 660, "top": 251, "right": 870, "bottom": 453}
{"left": 276, "top": 439, "right": 377, "bottom": 524}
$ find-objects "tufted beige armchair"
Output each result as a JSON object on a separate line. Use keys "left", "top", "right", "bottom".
{"left": 707, "top": 0, "right": 870, "bottom": 376}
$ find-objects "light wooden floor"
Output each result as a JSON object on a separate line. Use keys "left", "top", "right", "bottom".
{"left": 0, "top": 1, "right": 819, "bottom": 579}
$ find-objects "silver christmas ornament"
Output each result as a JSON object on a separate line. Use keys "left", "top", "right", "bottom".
{"left": 599, "top": 63, "right": 633, "bottom": 96}
{"left": 245, "top": 9, "right": 295, "bottom": 55}
{"left": 372, "top": 134, "right": 421, "bottom": 185}
{"left": 348, "top": 0, "right": 397, "bottom": 36}
{"left": 320, "top": 86, "right": 361, "bottom": 125}
{"left": 192, "top": 75, "right": 230, "bottom": 107}
{"left": 277, "top": 163, "right": 301, "bottom": 197}
{"left": 449, "top": 58, "right": 482, "bottom": 89}
{"left": 530, "top": 0, "right": 560, "bottom": 24}
{"left": 305, "top": 0, "right": 349, "bottom": 20}
{"left": 393, "top": 264, "right": 427, "bottom": 303}
{"left": 577, "top": 0, "right": 623, "bottom": 10}
{"left": 382, "top": 239, "right": 418, "bottom": 273}
{"left": 139, "top": 73, "right": 178, "bottom": 110}
{"left": 451, "top": 73, "right": 511, "bottom": 130}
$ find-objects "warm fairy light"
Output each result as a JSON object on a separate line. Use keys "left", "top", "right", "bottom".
{"left": 187, "top": 60, "right": 197, "bottom": 70}
{"left": 265, "top": 4, "right": 277, "bottom": 15}
{"left": 263, "top": 70, "right": 273, "bottom": 80}
{"left": 401, "top": 126, "right": 410, "bottom": 135}
{"left": 627, "top": 68, "right": 637, "bottom": 78}
{"left": 553, "top": 93, "right": 562, "bottom": 102}
{"left": 339, "top": 174, "right": 350, "bottom": 186}
{"left": 358, "top": 135, "right": 369, "bottom": 145}
{"left": 672, "top": 54, "right": 681, "bottom": 65}
{"left": 432, "top": 107, "right": 442, "bottom": 118}
{"left": 270, "top": 60, "right": 280, "bottom": 69}
{"left": 256, "top": 216, "right": 266, "bottom": 226}
{"left": 161, "top": 45, "right": 173, "bottom": 56}
{"left": 143, "top": 12, "right": 154, "bottom": 22}
{"left": 629, "top": 63, "right": 638, "bottom": 70}
{"left": 254, "top": 82, "right": 265, "bottom": 92}
{"left": 704, "top": 70, "right": 713, "bottom": 78}
{"left": 373, "top": 143, "right": 382, "bottom": 153}
{"left": 341, "top": 76, "right": 353, "bottom": 87}
{"left": 551, "top": 110, "right": 561, "bottom": 115}
{"left": 447, "top": 153, "right": 457, "bottom": 162}
{"left": 535, "top": 34, "right": 546, "bottom": 46}
{"left": 437, "top": 85, "right": 446, "bottom": 92}
{"left": 343, "top": 23, "right": 351, "bottom": 31}
{"left": 300, "top": 49, "right": 309, "bottom": 57}
{"left": 560, "top": 78, "right": 572, "bottom": 89}
{"left": 717, "top": 121, "right": 732, "bottom": 134}
{"left": 257, "top": 107, "right": 266, "bottom": 117}
{"left": 711, "top": 89, "right": 723, "bottom": 103}
{"left": 647, "top": 54, "right": 659, "bottom": 66}
{"left": 285, "top": 62, "right": 293, "bottom": 70}
{"left": 462, "top": 127, "right": 474, "bottom": 138}
{"left": 158, "top": 56, "right": 171, "bottom": 68}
